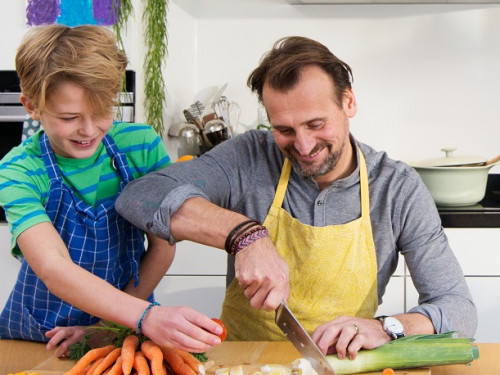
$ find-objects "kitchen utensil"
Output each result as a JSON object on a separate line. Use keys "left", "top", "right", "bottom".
{"left": 215, "top": 96, "right": 230, "bottom": 124}
{"left": 227, "top": 101, "right": 241, "bottom": 136}
{"left": 275, "top": 302, "right": 335, "bottom": 375}
{"left": 409, "top": 148, "right": 500, "bottom": 207}
{"left": 210, "top": 83, "right": 228, "bottom": 108}
{"left": 184, "top": 107, "right": 210, "bottom": 146}
{"left": 204, "top": 119, "right": 229, "bottom": 145}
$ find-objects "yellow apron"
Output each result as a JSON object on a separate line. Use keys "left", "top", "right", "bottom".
{"left": 220, "top": 151, "right": 378, "bottom": 340}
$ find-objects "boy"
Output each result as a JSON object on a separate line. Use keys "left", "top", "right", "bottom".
{"left": 0, "top": 24, "right": 222, "bottom": 356}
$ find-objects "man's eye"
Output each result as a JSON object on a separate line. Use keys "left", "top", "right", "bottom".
{"left": 309, "top": 122, "right": 323, "bottom": 129}
{"left": 278, "top": 128, "right": 294, "bottom": 135}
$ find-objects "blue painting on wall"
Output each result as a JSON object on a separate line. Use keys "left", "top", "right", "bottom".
{"left": 26, "top": 0, "right": 119, "bottom": 27}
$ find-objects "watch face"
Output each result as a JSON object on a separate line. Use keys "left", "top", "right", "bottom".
{"left": 384, "top": 317, "right": 404, "bottom": 334}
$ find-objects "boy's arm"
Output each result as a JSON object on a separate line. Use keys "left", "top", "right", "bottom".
{"left": 19, "top": 222, "right": 222, "bottom": 353}
{"left": 17, "top": 222, "right": 151, "bottom": 327}
{"left": 122, "top": 233, "right": 175, "bottom": 299}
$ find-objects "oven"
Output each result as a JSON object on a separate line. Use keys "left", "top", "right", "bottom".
{"left": 0, "top": 70, "right": 136, "bottom": 222}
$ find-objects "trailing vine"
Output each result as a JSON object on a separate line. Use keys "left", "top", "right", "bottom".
{"left": 112, "top": 0, "right": 168, "bottom": 137}
{"left": 142, "top": 0, "right": 168, "bottom": 137}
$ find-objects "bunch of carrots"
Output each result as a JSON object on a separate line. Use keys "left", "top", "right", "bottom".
{"left": 65, "top": 335, "right": 205, "bottom": 375}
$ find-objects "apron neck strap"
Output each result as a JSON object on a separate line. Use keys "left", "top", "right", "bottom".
{"left": 272, "top": 149, "right": 370, "bottom": 218}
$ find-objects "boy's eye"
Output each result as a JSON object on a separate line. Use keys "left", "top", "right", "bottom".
{"left": 61, "top": 117, "right": 77, "bottom": 122}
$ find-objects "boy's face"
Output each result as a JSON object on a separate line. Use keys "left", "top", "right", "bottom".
{"left": 21, "top": 82, "right": 113, "bottom": 158}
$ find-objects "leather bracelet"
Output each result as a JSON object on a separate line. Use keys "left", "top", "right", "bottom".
{"left": 224, "top": 219, "right": 260, "bottom": 253}
{"left": 230, "top": 227, "right": 270, "bottom": 255}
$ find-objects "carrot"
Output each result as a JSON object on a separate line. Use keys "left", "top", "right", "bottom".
{"left": 106, "top": 355, "right": 124, "bottom": 375}
{"left": 86, "top": 357, "right": 105, "bottom": 375}
{"left": 141, "top": 340, "right": 165, "bottom": 375}
{"left": 382, "top": 369, "right": 395, "bottom": 375}
{"left": 133, "top": 351, "right": 151, "bottom": 375}
{"left": 65, "top": 345, "right": 116, "bottom": 375}
{"left": 161, "top": 347, "right": 196, "bottom": 375}
{"left": 122, "top": 334, "right": 140, "bottom": 375}
{"left": 176, "top": 349, "right": 202, "bottom": 373}
{"left": 93, "top": 347, "right": 122, "bottom": 375}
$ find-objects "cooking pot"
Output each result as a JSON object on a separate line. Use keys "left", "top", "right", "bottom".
{"left": 409, "top": 148, "right": 500, "bottom": 207}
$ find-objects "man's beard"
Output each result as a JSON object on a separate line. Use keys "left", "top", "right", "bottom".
{"left": 285, "top": 140, "right": 345, "bottom": 178}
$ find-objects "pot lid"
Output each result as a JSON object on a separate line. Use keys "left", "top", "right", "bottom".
{"left": 411, "top": 147, "right": 487, "bottom": 168}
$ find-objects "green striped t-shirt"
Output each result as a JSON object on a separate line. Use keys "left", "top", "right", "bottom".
{"left": 0, "top": 122, "right": 171, "bottom": 255}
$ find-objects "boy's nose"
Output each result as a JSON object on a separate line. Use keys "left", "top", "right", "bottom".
{"left": 79, "top": 118, "right": 95, "bottom": 135}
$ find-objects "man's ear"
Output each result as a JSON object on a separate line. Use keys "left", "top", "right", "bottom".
{"left": 342, "top": 88, "right": 357, "bottom": 118}
{"left": 20, "top": 94, "right": 41, "bottom": 121}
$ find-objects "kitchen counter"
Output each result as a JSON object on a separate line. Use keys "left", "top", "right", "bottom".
{"left": 0, "top": 340, "right": 497, "bottom": 375}
{"left": 438, "top": 173, "right": 500, "bottom": 228}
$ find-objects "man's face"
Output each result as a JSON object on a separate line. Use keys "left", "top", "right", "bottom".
{"left": 263, "top": 65, "right": 357, "bottom": 186}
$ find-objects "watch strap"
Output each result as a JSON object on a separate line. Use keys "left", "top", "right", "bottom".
{"left": 375, "top": 315, "right": 405, "bottom": 340}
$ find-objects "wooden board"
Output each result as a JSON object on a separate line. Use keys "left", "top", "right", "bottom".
{"left": 26, "top": 341, "right": 430, "bottom": 375}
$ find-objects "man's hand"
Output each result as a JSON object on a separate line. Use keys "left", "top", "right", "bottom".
{"left": 234, "top": 236, "right": 290, "bottom": 311}
{"left": 312, "top": 315, "right": 391, "bottom": 360}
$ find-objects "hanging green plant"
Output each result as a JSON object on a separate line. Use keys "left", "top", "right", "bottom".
{"left": 112, "top": 0, "right": 168, "bottom": 137}
{"left": 142, "top": 0, "right": 168, "bottom": 137}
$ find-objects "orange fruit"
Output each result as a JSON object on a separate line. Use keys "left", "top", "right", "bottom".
{"left": 176, "top": 154, "right": 195, "bottom": 162}
{"left": 211, "top": 318, "right": 227, "bottom": 341}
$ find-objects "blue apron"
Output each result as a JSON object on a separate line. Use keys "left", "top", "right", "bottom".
{"left": 0, "top": 133, "right": 148, "bottom": 341}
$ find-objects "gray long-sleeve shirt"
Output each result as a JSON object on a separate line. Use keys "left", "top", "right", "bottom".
{"left": 116, "top": 129, "right": 477, "bottom": 337}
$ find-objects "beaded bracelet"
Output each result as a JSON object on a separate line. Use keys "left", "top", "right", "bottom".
{"left": 225, "top": 219, "right": 260, "bottom": 253}
{"left": 230, "top": 226, "right": 270, "bottom": 255}
{"left": 136, "top": 301, "right": 160, "bottom": 335}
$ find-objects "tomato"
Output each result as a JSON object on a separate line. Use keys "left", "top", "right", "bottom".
{"left": 212, "top": 318, "right": 227, "bottom": 341}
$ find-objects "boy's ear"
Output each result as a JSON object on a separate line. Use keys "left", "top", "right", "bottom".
{"left": 20, "top": 94, "right": 41, "bottom": 121}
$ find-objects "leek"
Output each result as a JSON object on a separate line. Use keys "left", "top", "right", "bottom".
{"left": 326, "top": 332, "right": 479, "bottom": 375}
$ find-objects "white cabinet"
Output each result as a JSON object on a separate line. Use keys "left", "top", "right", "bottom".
{"left": 404, "top": 228, "right": 500, "bottom": 342}
{"left": 154, "top": 240, "right": 228, "bottom": 317}
{"left": 155, "top": 275, "right": 226, "bottom": 318}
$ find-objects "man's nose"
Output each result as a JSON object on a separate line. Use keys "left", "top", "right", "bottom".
{"left": 294, "top": 130, "right": 315, "bottom": 156}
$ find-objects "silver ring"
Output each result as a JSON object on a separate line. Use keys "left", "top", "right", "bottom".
{"left": 352, "top": 324, "right": 359, "bottom": 334}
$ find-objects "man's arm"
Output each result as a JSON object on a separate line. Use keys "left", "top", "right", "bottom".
{"left": 170, "top": 197, "right": 290, "bottom": 310}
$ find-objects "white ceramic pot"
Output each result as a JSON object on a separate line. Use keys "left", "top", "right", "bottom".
{"left": 409, "top": 148, "right": 499, "bottom": 207}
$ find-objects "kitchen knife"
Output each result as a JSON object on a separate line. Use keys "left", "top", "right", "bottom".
{"left": 275, "top": 302, "right": 335, "bottom": 375}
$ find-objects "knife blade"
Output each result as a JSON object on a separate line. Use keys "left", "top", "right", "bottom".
{"left": 275, "top": 302, "right": 335, "bottom": 375}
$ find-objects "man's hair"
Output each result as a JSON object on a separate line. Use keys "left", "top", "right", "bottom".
{"left": 247, "top": 36, "right": 353, "bottom": 107}
{"left": 15, "top": 24, "right": 128, "bottom": 118}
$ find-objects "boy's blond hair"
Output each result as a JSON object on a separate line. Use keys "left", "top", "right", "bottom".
{"left": 16, "top": 24, "right": 128, "bottom": 118}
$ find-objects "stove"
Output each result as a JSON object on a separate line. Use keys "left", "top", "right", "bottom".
{"left": 438, "top": 174, "right": 500, "bottom": 228}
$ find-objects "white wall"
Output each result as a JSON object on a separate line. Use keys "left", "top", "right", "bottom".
{"left": 175, "top": 0, "right": 500, "bottom": 166}
{"left": 2, "top": 1, "right": 500, "bottom": 165}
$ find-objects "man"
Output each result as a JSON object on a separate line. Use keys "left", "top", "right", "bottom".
{"left": 116, "top": 36, "right": 477, "bottom": 360}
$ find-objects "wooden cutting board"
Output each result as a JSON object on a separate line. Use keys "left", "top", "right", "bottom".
{"left": 27, "top": 341, "right": 430, "bottom": 375}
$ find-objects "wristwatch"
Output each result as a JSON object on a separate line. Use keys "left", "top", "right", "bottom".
{"left": 376, "top": 315, "right": 405, "bottom": 340}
